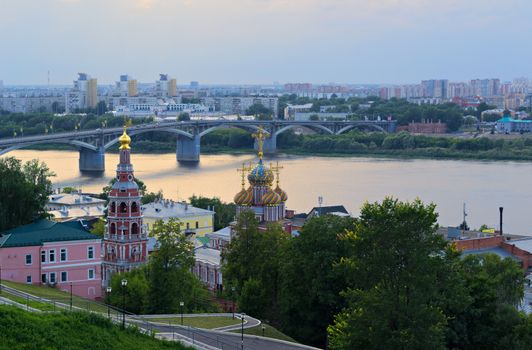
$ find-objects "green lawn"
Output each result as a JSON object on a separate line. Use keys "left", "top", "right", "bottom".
{"left": 148, "top": 316, "right": 240, "bottom": 329}
{"left": 0, "top": 305, "right": 191, "bottom": 350}
{"left": 2, "top": 281, "right": 108, "bottom": 313}
{"left": 231, "top": 322, "right": 298, "bottom": 343}
{"left": 0, "top": 292, "right": 56, "bottom": 312}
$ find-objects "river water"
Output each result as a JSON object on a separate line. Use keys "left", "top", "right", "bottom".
{"left": 6, "top": 150, "right": 532, "bottom": 236}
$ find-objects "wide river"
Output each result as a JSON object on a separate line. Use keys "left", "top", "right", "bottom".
{"left": 7, "top": 150, "right": 532, "bottom": 235}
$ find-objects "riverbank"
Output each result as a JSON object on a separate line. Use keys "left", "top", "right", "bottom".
{"left": 23, "top": 143, "right": 532, "bottom": 162}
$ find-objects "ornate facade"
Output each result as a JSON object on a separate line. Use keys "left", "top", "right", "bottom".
{"left": 233, "top": 128, "right": 288, "bottom": 224}
{"left": 102, "top": 127, "right": 148, "bottom": 287}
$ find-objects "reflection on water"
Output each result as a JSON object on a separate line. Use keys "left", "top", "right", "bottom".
{"left": 7, "top": 149, "right": 532, "bottom": 236}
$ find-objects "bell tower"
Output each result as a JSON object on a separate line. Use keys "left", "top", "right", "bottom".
{"left": 102, "top": 126, "right": 148, "bottom": 287}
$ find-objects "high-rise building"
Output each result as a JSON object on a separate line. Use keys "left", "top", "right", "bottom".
{"left": 102, "top": 128, "right": 148, "bottom": 287}
{"left": 470, "top": 79, "right": 500, "bottom": 97}
{"left": 155, "top": 74, "right": 177, "bottom": 97}
{"left": 65, "top": 73, "right": 98, "bottom": 112}
{"left": 114, "top": 75, "right": 138, "bottom": 97}
{"left": 422, "top": 79, "right": 448, "bottom": 98}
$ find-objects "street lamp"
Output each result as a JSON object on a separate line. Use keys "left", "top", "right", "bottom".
{"left": 261, "top": 324, "right": 265, "bottom": 337}
{"left": 0, "top": 265, "right": 2, "bottom": 295}
{"left": 121, "top": 279, "right": 128, "bottom": 329}
{"left": 241, "top": 312, "right": 246, "bottom": 350}
{"left": 106, "top": 286, "right": 112, "bottom": 318}
{"left": 179, "top": 301, "right": 184, "bottom": 325}
{"left": 231, "top": 286, "right": 236, "bottom": 319}
{"left": 70, "top": 282, "right": 73, "bottom": 311}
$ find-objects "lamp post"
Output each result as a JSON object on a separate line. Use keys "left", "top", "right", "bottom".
{"left": 121, "top": 279, "right": 128, "bottom": 329}
{"left": 241, "top": 312, "right": 246, "bottom": 350}
{"left": 70, "top": 282, "right": 73, "bottom": 311}
{"left": 261, "top": 324, "right": 265, "bottom": 337}
{"left": 106, "top": 286, "right": 112, "bottom": 318}
{"left": 179, "top": 301, "right": 184, "bottom": 325}
{"left": 0, "top": 266, "right": 2, "bottom": 295}
{"left": 231, "top": 286, "right": 236, "bottom": 319}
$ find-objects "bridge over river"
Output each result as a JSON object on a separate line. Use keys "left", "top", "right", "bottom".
{"left": 0, "top": 119, "right": 396, "bottom": 172}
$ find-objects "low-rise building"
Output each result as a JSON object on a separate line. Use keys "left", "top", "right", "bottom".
{"left": 46, "top": 193, "right": 106, "bottom": 222}
{"left": 142, "top": 200, "right": 215, "bottom": 237}
{"left": 0, "top": 219, "right": 102, "bottom": 299}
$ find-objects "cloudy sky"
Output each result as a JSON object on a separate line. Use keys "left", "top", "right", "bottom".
{"left": 1, "top": 0, "right": 530, "bottom": 85}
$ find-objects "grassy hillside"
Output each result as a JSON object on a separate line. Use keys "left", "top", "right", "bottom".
{"left": 0, "top": 305, "right": 190, "bottom": 350}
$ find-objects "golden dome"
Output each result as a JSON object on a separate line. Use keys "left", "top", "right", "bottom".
{"left": 119, "top": 126, "right": 131, "bottom": 150}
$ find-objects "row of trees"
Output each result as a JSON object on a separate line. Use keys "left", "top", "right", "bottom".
{"left": 107, "top": 219, "right": 217, "bottom": 314}
{"left": 222, "top": 199, "right": 532, "bottom": 349}
{"left": 0, "top": 112, "right": 153, "bottom": 139}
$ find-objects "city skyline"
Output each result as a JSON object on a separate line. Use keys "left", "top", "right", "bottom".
{"left": 1, "top": 0, "right": 531, "bottom": 85}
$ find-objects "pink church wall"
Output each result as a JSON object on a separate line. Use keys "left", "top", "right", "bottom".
{"left": 0, "top": 239, "right": 102, "bottom": 300}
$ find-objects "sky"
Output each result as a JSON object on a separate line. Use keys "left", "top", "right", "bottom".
{"left": 1, "top": 0, "right": 531, "bottom": 85}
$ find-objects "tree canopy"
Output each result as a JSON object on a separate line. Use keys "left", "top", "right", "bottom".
{"left": 0, "top": 157, "right": 55, "bottom": 231}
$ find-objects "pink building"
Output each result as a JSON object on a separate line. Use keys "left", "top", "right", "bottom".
{"left": 0, "top": 219, "right": 102, "bottom": 300}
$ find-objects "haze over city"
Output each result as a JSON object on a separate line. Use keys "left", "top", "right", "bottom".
{"left": 1, "top": 0, "right": 531, "bottom": 85}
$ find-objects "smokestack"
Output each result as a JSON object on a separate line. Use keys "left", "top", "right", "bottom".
{"left": 499, "top": 207, "right": 504, "bottom": 236}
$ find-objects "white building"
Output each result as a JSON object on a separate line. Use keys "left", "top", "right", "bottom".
{"left": 46, "top": 193, "right": 106, "bottom": 222}
{"left": 65, "top": 73, "right": 98, "bottom": 112}
{"left": 201, "top": 96, "right": 279, "bottom": 117}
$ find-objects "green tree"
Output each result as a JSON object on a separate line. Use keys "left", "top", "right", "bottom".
{"left": 328, "top": 198, "right": 449, "bottom": 350}
{"left": 246, "top": 103, "right": 272, "bottom": 119}
{"left": 90, "top": 218, "right": 105, "bottom": 236}
{"left": 222, "top": 211, "right": 290, "bottom": 323}
{"left": 178, "top": 112, "right": 190, "bottom": 121}
{"left": 280, "top": 215, "right": 355, "bottom": 347}
{"left": 189, "top": 195, "right": 236, "bottom": 230}
{"left": 141, "top": 190, "right": 164, "bottom": 205}
{"left": 147, "top": 218, "right": 196, "bottom": 313}
{"left": 108, "top": 267, "right": 149, "bottom": 314}
{"left": 96, "top": 101, "right": 108, "bottom": 115}
{"left": 0, "top": 157, "right": 55, "bottom": 231}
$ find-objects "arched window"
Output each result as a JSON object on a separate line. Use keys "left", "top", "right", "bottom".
{"left": 131, "top": 223, "right": 139, "bottom": 235}
{"left": 110, "top": 202, "right": 116, "bottom": 214}
{"left": 131, "top": 202, "right": 138, "bottom": 213}
{"left": 120, "top": 202, "right": 127, "bottom": 213}
{"left": 110, "top": 223, "right": 116, "bottom": 235}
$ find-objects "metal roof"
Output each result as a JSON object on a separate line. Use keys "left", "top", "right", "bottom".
{"left": 0, "top": 219, "right": 98, "bottom": 248}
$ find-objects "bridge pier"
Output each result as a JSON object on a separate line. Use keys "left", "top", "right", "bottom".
{"left": 255, "top": 135, "right": 277, "bottom": 155}
{"left": 79, "top": 147, "right": 105, "bottom": 172}
{"left": 176, "top": 135, "right": 200, "bottom": 162}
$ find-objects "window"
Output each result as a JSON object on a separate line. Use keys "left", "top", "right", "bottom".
{"left": 49, "top": 272, "right": 56, "bottom": 284}
{"left": 88, "top": 269, "right": 95, "bottom": 280}
{"left": 87, "top": 246, "right": 94, "bottom": 259}
{"left": 25, "top": 254, "right": 32, "bottom": 265}
{"left": 60, "top": 271, "right": 68, "bottom": 282}
{"left": 49, "top": 250, "right": 55, "bottom": 263}
{"left": 60, "top": 248, "right": 67, "bottom": 262}
{"left": 26, "top": 276, "right": 32, "bottom": 284}
{"left": 41, "top": 274, "right": 47, "bottom": 283}
{"left": 195, "top": 221, "right": 199, "bottom": 229}
{"left": 41, "top": 251, "right": 46, "bottom": 263}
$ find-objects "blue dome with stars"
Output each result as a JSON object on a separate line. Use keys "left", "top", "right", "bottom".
{"left": 248, "top": 159, "right": 274, "bottom": 186}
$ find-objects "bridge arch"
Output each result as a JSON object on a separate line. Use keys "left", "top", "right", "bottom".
{"left": 103, "top": 128, "right": 194, "bottom": 150}
{"left": 0, "top": 139, "right": 98, "bottom": 156}
{"left": 336, "top": 123, "right": 386, "bottom": 134}
{"left": 274, "top": 123, "right": 335, "bottom": 138}
{"left": 198, "top": 124, "right": 269, "bottom": 138}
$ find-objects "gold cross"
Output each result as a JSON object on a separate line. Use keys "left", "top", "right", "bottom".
{"left": 270, "top": 161, "right": 284, "bottom": 187}
{"left": 236, "top": 163, "right": 252, "bottom": 189}
{"left": 252, "top": 127, "right": 268, "bottom": 159}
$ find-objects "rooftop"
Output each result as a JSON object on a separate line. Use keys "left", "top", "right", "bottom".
{"left": 47, "top": 193, "right": 105, "bottom": 206}
{"left": 49, "top": 206, "right": 105, "bottom": 220}
{"left": 0, "top": 219, "right": 98, "bottom": 248}
{"left": 194, "top": 246, "right": 221, "bottom": 266}
{"left": 141, "top": 200, "right": 215, "bottom": 218}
